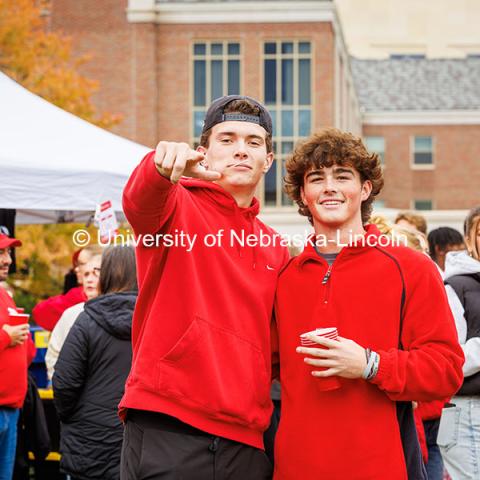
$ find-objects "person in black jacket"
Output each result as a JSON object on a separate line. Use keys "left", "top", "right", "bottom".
{"left": 53, "top": 245, "right": 137, "bottom": 480}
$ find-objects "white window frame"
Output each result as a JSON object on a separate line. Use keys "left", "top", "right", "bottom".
{"left": 411, "top": 199, "right": 435, "bottom": 211}
{"left": 190, "top": 40, "right": 243, "bottom": 145}
{"left": 261, "top": 39, "right": 314, "bottom": 209}
{"left": 411, "top": 135, "right": 435, "bottom": 170}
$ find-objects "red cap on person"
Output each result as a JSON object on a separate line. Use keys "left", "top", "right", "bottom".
{"left": 0, "top": 233, "right": 22, "bottom": 249}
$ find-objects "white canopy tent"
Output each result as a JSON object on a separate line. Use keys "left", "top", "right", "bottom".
{"left": 0, "top": 72, "right": 150, "bottom": 224}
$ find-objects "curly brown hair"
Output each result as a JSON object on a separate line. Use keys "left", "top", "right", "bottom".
{"left": 284, "top": 128, "right": 384, "bottom": 225}
{"left": 199, "top": 99, "right": 273, "bottom": 153}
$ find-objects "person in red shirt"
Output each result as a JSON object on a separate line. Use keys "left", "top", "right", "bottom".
{"left": 120, "top": 96, "right": 289, "bottom": 480}
{"left": 0, "top": 230, "right": 36, "bottom": 480}
{"left": 32, "top": 244, "right": 102, "bottom": 331}
{"left": 273, "top": 128, "right": 464, "bottom": 480}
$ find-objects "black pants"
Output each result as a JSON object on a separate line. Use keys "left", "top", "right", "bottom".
{"left": 263, "top": 400, "right": 281, "bottom": 465}
{"left": 120, "top": 410, "right": 273, "bottom": 480}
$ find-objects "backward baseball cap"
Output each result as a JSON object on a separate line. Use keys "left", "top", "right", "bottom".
{"left": 202, "top": 95, "right": 273, "bottom": 136}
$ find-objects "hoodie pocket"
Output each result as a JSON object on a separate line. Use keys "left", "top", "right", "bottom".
{"left": 156, "top": 316, "right": 271, "bottom": 430}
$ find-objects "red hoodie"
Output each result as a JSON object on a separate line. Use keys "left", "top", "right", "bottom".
{"left": 0, "top": 287, "right": 36, "bottom": 408}
{"left": 416, "top": 399, "right": 447, "bottom": 421}
{"left": 119, "top": 152, "right": 289, "bottom": 449}
{"left": 273, "top": 226, "right": 464, "bottom": 480}
{"left": 32, "top": 285, "right": 86, "bottom": 331}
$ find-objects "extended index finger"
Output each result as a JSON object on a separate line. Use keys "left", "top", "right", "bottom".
{"left": 189, "top": 165, "right": 222, "bottom": 182}
{"left": 185, "top": 149, "right": 205, "bottom": 164}
{"left": 171, "top": 149, "right": 206, "bottom": 183}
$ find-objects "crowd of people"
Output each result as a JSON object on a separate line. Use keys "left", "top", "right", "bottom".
{"left": 0, "top": 94, "right": 479, "bottom": 480}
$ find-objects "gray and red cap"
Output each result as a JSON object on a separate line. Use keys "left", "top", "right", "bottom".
{"left": 202, "top": 95, "right": 273, "bottom": 136}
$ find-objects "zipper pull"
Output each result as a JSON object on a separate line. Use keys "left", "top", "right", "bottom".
{"left": 322, "top": 266, "right": 332, "bottom": 285}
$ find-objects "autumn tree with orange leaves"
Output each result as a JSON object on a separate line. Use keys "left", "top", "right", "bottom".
{"left": 0, "top": 0, "right": 121, "bottom": 128}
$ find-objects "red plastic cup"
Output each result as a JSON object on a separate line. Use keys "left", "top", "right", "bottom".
{"left": 7, "top": 312, "right": 30, "bottom": 326}
{"left": 300, "top": 327, "right": 338, "bottom": 345}
{"left": 299, "top": 327, "right": 341, "bottom": 391}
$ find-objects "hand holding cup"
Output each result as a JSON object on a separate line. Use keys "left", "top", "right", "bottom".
{"left": 2, "top": 323, "right": 30, "bottom": 347}
{"left": 297, "top": 328, "right": 367, "bottom": 380}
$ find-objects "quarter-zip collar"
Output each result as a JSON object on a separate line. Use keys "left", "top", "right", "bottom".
{"left": 297, "top": 224, "right": 382, "bottom": 268}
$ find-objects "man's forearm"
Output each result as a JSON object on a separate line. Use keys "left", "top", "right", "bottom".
{"left": 123, "top": 151, "right": 177, "bottom": 235}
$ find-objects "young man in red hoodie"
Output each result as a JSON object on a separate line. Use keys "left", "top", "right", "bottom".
{"left": 120, "top": 96, "right": 289, "bottom": 479}
{"left": 273, "top": 128, "right": 464, "bottom": 480}
{"left": 0, "top": 229, "right": 36, "bottom": 479}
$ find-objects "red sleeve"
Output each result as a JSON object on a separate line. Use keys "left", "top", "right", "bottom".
{"left": 371, "top": 255, "right": 465, "bottom": 401}
{"left": 32, "top": 286, "right": 86, "bottom": 331}
{"left": 416, "top": 399, "right": 447, "bottom": 421}
{"left": 122, "top": 151, "right": 179, "bottom": 235}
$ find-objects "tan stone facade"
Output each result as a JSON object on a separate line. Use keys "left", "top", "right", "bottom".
{"left": 335, "top": 0, "right": 480, "bottom": 59}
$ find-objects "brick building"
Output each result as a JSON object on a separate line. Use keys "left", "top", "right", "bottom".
{"left": 48, "top": 0, "right": 479, "bottom": 223}
{"left": 352, "top": 57, "right": 480, "bottom": 210}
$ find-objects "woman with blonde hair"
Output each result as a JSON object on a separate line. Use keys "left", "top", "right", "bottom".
{"left": 391, "top": 225, "right": 429, "bottom": 254}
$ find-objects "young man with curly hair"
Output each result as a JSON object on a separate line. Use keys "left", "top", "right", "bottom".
{"left": 272, "top": 128, "right": 464, "bottom": 479}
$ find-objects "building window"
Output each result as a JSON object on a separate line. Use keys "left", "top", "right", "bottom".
{"left": 192, "top": 42, "right": 241, "bottom": 143}
{"left": 413, "top": 136, "right": 433, "bottom": 166}
{"left": 365, "top": 136, "right": 385, "bottom": 164}
{"left": 263, "top": 40, "right": 312, "bottom": 207}
{"left": 414, "top": 199, "right": 433, "bottom": 211}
